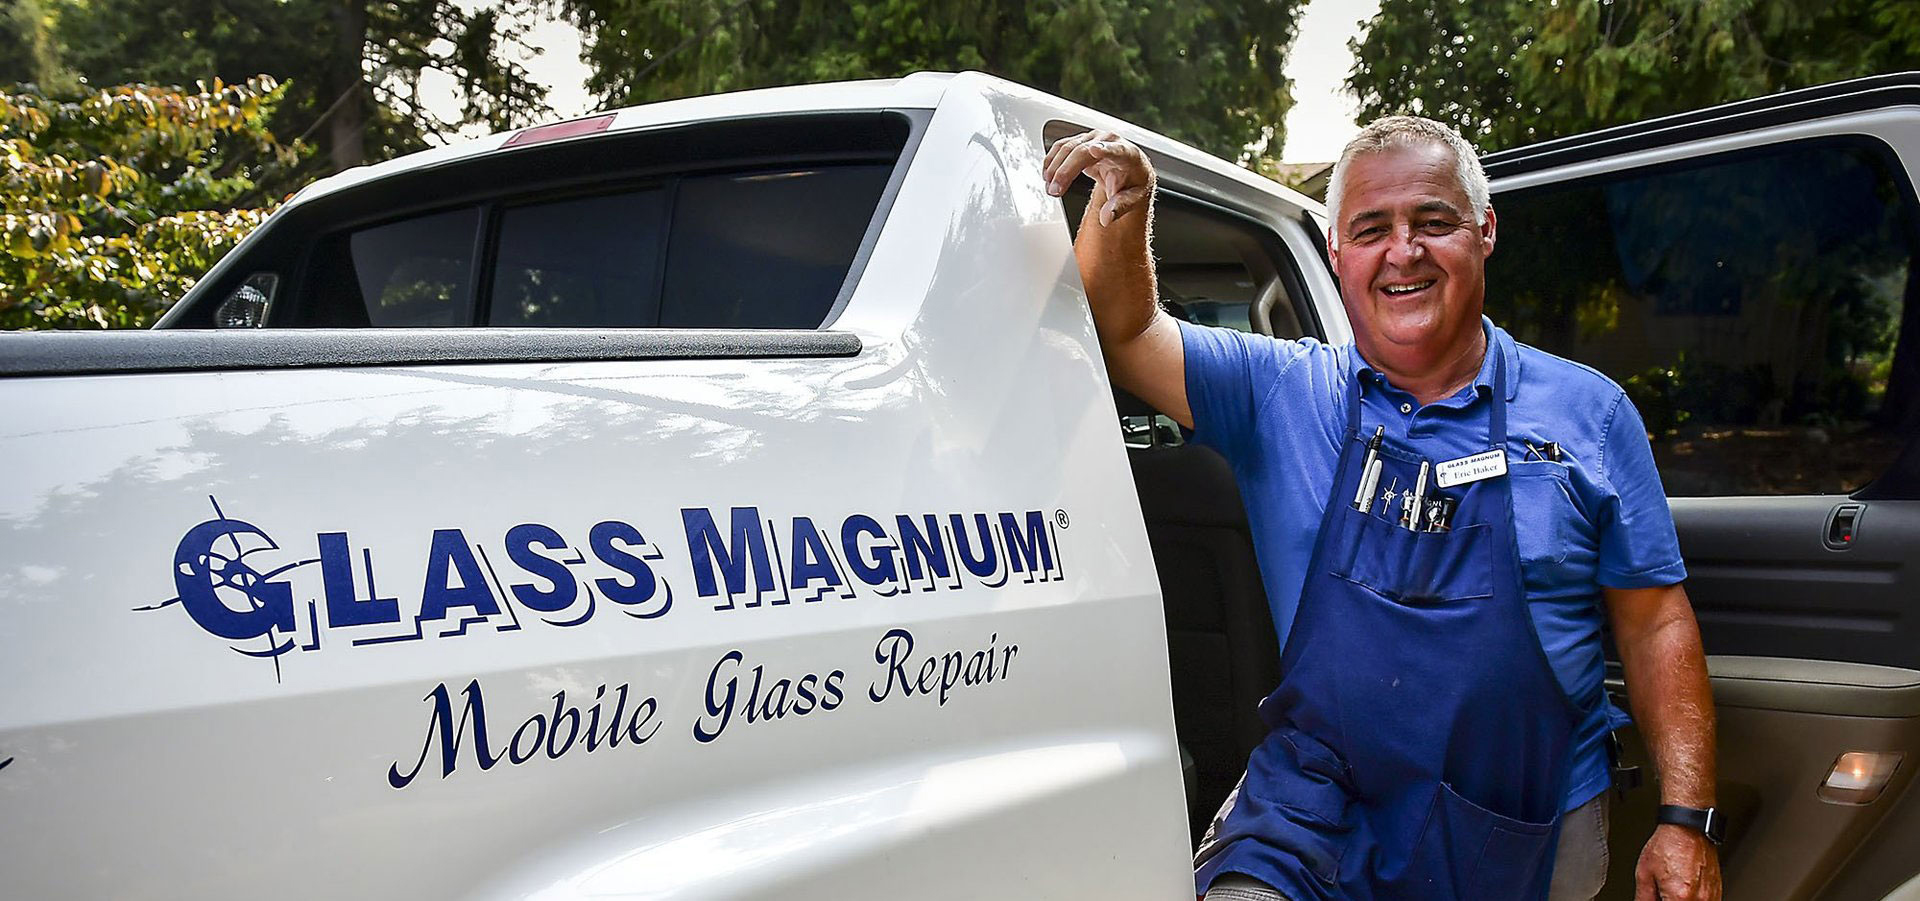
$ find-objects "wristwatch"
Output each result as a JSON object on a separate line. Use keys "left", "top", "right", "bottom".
{"left": 1656, "top": 804, "right": 1727, "bottom": 846}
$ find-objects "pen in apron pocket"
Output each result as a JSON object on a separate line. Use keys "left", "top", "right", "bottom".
{"left": 1404, "top": 460, "right": 1430, "bottom": 530}
{"left": 1353, "top": 426, "right": 1385, "bottom": 510}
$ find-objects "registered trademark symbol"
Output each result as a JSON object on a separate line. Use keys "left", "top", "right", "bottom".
{"left": 1054, "top": 509, "right": 1071, "bottom": 529}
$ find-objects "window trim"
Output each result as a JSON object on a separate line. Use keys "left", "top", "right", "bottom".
{"left": 465, "top": 203, "right": 495, "bottom": 326}
{"left": 0, "top": 329, "right": 864, "bottom": 378}
{"left": 1483, "top": 74, "right": 1920, "bottom": 181}
{"left": 820, "top": 110, "right": 932, "bottom": 328}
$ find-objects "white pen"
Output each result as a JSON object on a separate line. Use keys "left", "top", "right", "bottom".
{"left": 1356, "top": 458, "right": 1383, "bottom": 513}
{"left": 1353, "top": 426, "right": 1386, "bottom": 509}
{"left": 1407, "top": 460, "right": 1430, "bottom": 530}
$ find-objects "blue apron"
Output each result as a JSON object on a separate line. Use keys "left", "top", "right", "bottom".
{"left": 1195, "top": 342, "right": 1579, "bottom": 900}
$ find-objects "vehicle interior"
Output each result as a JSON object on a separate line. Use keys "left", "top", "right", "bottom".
{"left": 1060, "top": 178, "right": 1308, "bottom": 843}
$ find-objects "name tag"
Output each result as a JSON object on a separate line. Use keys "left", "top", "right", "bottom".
{"left": 1435, "top": 449, "right": 1507, "bottom": 488}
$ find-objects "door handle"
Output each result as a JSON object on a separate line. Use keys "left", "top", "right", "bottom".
{"left": 1825, "top": 502, "right": 1865, "bottom": 550}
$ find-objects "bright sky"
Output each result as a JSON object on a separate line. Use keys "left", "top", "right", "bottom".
{"left": 415, "top": 9, "right": 596, "bottom": 136}
{"left": 1281, "top": 0, "right": 1380, "bottom": 162}
{"left": 424, "top": 0, "right": 1378, "bottom": 163}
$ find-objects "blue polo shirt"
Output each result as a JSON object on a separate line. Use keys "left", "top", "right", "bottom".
{"left": 1180, "top": 316, "right": 1688, "bottom": 811}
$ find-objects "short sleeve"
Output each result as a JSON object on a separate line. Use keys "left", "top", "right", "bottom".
{"left": 1179, "top": 320, "right": 1291, "bottom": 458}
{"left": 1595, "top": 392, "right": 1689, "bottom": 587}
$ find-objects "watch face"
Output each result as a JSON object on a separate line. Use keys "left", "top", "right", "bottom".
{"left": 1704, "top": 808, "right": 1726, "bottom": 844}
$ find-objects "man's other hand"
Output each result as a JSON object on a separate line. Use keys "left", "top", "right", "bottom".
{"left": 1634, "top": 823, "right": 1721, "bottom": 901}
{"left": 1044, "top": 130, "right": 1154, "bottom": 225}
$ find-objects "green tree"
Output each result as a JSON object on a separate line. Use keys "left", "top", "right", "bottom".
{"left": 51, "top": 0, "right": 548, "bottom": 173}
{"left": 1352, "top": 1, "right": 1920, "bottom": 436}
{"left": 0, "top": 77, "right": 293, "bottom": 328}
{"left": 1, "top": 0, "right": 67, "bottom": 88}
{"left": 1350, "top": 0, "right": 1920, "bottom": 149}
{"left": 560, "top": 0, "right": 1306, "bottom": 161}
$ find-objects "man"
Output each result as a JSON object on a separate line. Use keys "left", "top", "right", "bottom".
{"left": 1044, "top": 117, "right": 1721, "bottom": 901}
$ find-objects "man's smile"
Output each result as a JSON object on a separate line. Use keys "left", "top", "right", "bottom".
{"left": 1379, "top": 279, "right": 1436, "bottom": 297}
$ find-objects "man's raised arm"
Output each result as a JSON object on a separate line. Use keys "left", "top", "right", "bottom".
{"left": 1044, "top": 131, "right": 1192, "bottom": 428}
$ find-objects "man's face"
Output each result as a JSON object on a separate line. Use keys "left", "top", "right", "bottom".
{"left": 1327, "top": 142, "right": 1496, "bottom": 360}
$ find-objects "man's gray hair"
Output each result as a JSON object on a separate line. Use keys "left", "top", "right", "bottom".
{"left": 1325, "top": 116, "right": 1489, "bottom": 246}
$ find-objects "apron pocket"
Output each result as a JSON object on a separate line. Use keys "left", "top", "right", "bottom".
{"left": 1236, "top": 725, "right": 1355, "bottom": 883}
{"left": 1417, "top": 781, "right": 1557, "bottom": 899}
{"left": 1406, "top": 523, "right": 1493, "bottom": 601}
{"left": 1274, "top": 727, "right": 1352, "bottom": 825}
{"left": 1334, "top": 512, "right": 1493, "bottom": 602}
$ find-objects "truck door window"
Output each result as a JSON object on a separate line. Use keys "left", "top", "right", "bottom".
{"left": 660, "top": 165, "right": 892, "bottom": 329}
{"left": 1060, "top": 183, "right": 1308, "bottom": 447}
{"left": 1059, "top": 183, "right": 1306, "bottom": 341}
{"left": 1487, "top": 138, "right": 1918, "bottom": 497}
{"left": 346, "top": 207, "right": 481, "bottom": 327}
{"left": 1153, "top": 202, "right": 1287, "bottom": 336}
{"left": 488, "top": 188, "right": 669, "bottom": 327}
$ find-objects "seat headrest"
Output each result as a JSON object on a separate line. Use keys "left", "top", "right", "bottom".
{"left": 1128, "top": 442, "right": 1249, "bottom": 527}
{"left": 1113, "top": 387, "right": 1161, "bottom": 419}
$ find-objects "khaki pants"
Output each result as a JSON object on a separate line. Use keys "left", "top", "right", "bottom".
{"left": 1547, "top": 793, "right": 1612, "bottom": 901}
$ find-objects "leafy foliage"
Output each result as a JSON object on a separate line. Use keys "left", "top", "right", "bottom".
{"left": 51, "top": 0, "right": 548, "bottom": 171}
{"left": 1, "top": 0, "right": 65, "bottom": 89}
{"left": 560, "top": 0, "right": 1307, "bottom": 160}
{"left": 0, "top": 77, "right": 292, "bottom": 328}
{"left": 1350, "top": 0, "right": 1920, "bottom": 149}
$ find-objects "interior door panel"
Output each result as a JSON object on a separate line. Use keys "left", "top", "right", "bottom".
{"left": 1602, "top": 658, "right": 1920, "bottom": 901}
{"left": 1675, "top": 498, "right": 1920, "bottom": 670}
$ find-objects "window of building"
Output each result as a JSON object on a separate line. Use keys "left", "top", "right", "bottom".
{"left": 1488, "top": 138, "right": 1919, "bottom": 496}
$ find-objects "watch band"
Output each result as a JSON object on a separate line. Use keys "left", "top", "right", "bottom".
{"left": 1656, "top": 804, "right": 1726, "bottom": 845}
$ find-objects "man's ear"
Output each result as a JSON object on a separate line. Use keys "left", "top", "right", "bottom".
{"left": 1480, "top": 206, "right": 1497, "bottom": 258}
{"left": 1326, "top": 226, "right": 1341, "bottom": 268}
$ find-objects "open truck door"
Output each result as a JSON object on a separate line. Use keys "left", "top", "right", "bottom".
{"left": 1482, "top": 74, "right": 1920, "bottom": 901}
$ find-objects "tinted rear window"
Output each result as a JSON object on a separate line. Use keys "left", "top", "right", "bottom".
{"left": 348, "top": 208, "right": 480, "bottom": 327}
{"left": 661, "top": 167, "right": 890, "bottom": 328}
{"left": 293, "top": 164, "right": 892, "bottom": 331}
{"left": 488, "top": 188, "right": 668, "bottom": 327}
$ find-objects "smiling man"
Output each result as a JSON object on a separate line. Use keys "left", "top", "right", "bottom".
{"left": 1045, "top": 117, "right": 1722, "bottom": 901}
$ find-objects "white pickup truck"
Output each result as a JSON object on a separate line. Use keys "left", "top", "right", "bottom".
{"left": 4, "top": 71, "right": 1920, "bottom": 901}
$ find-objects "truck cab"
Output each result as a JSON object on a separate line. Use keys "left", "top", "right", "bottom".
{"left": 3, "top": 71, "right": 1920, "bottom": 901}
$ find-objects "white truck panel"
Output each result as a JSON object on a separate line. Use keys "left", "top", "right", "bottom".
{"left": 0, "top": 74, "right": 1208, "bottom": 899}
